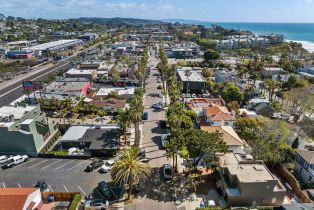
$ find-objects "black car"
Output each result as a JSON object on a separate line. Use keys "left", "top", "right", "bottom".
{"left": 86, "top": 159, "right": 104, "bottom": 172}
{"left": 159, "top": 120, "right": 167, "bottom": 129}
{"left": 139, "top": 149, "right": 146, "bottom": 159}
{"left": 35, "top": 180, "right": 49, "bottom": 192}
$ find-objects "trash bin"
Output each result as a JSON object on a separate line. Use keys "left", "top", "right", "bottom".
{"left": 47, "top": 195, "right": 54, "bottom": 202}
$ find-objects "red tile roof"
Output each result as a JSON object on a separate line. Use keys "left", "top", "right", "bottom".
{"left": 204, "top": 106, "right": 235, "bottom": 121}
{"left": 0, "top": 188, "right": 38, "bottom": 210}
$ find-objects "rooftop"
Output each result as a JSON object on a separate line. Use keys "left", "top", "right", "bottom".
{"left": 201, "top": 126, "right": 244, "bottom": 146}
{"left": 297, "top": 149, "right": 314, "bottom": 164}
{"left": 220, "top": 153, "right": 276, "bottom": 183}
{"left": 24, "top": 39, "right": 82, "bottom": 51}
{"left": 66, "top": 68, "right": 95, "bottom": 75}
{"left": 90, "top": 99, "right": 126, "bottom": 109}
{"left": 0, "top": 188, "right": 39, "bottom": 210}
{"left": 96, "top": 87, "right": 135, "bottom": 96}
{"left": 204, "top": 106, "right": 235, "bottom": 121}
{"left": 177, "top": 68, "right": 205, "bottom": 82}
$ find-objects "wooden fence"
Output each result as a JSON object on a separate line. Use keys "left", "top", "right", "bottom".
{"left": 276, "top": 165, "right": 311, "bottom": 203}
{"left": 41, "top": 192, "right": 81, "bottom": 201}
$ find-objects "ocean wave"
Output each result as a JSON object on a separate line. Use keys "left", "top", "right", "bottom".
{"left": 285, "top": 39, "right": 314, "bottom": 53}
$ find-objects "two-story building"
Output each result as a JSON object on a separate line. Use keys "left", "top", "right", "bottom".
{"left": 295, "top": 149, "right": 314, "bottom": 184}
{"left": 203, "top": 106, "right": 236, "bottom": 127}
{"left": 0, "top": 104, "right": 58, "bottom": 156}
{"left": 218, "top": 152, "right": 286, "bottom": 207}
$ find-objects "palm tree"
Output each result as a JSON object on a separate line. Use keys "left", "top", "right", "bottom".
{"left": 88, "top": 113, "right": 96, "bottom": 124}
{"left": 60, "top": 108, "right": 67, "bottom": 124}
{"left": 118, "top": 109, "right": 131, "bottom": 145}
{"left": 81, "top": 116, "right": 86, "bottom": 124}
{"left": 184, "top": 69, "right": 192, "bottom": 97}
{"left": 97, "top": 110, "right": 106, "bottom": 124}
{"left": 129, "top": 96, "right": 144, "bottom": 147}
{"left": 264, "top": 79, "right": 281, "bottom": 102}
{"left": 110, "top": 147, "right": 150, "bottom": 199}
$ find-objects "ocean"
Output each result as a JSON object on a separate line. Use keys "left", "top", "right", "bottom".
{"left": 167, "top": 20, "right": 314, "bottom": 52}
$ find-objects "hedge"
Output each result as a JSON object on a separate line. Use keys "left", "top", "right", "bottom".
{"left": 69, "top": 193, "right": 82, "bottom": 210}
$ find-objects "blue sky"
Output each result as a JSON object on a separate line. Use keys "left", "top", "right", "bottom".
{"left": 1, "top": 0, "right": 314, "bottom": 23}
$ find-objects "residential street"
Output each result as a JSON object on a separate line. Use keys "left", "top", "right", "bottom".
{"left": 125, "top": 49, "right": 176, "bottom": 210}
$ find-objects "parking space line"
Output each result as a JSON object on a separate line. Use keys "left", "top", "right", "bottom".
{"left": 41, "top": 160, "right": 62, "bottom": 170}
{"left": 68, "top": 160, "right": 89, "bottom": 170}
{"left": 54, "top": 160, "right": 74, "bottom": 170}
{"left": 28, "top": 159, "right": 49, "bottom": 169}
{"left": 63, "top": 185, "right": 68, "bottom": 192}
{"left": 48, "top": 185, "right": 53, "bottom": 192}
{"left": 94, "top": 188, "right": 104, "bottom": 199}
{"left": 18, "top": 183, "right": 21, "bottom": 188}
{"left": 78, "top": 186, "right": 86, "bottom": 197}
{"left": 2, "top": 183, "right": 5, "bottom": 188}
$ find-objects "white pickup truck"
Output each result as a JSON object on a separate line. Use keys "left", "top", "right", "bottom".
{"left": 3, "top": 155, "right": 29, "bottom": 168}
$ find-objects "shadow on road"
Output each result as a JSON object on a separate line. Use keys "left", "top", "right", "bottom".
{"left": 136, "top": 168, "right": 174, "bottom": 203}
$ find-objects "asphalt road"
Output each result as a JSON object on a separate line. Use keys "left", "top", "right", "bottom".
{"left": 0, "top": 158, "right": 112, "bottom": 199}
{"left": 0, "top": 62, "right": 72, "bottom": 108}
{"left": 126, "top": 49, "right": 176, "bottom": 210}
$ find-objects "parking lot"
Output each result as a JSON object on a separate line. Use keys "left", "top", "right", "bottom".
{"left": 0, "top": 158, "right": 112, "bottom": 198}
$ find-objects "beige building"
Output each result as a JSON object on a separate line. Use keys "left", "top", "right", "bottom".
{"left": 218, "top": 153, "right": 286, "bottom": 207}
{"left": 295, "top": 149, "right": 314, "bottom": 184}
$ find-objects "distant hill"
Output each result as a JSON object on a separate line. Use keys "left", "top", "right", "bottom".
{"left": 162, "top": 19, "right": 207, "bottom": 25}
{"left": 78, "top": 17, "right": 164, "bottom": 25}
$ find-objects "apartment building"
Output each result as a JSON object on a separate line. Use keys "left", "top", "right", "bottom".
{"left": 218, "top": 153, "right": 286, "bottom": 207}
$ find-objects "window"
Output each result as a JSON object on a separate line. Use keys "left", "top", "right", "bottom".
{"left": 224, "top": 122, "right": 229, "bottom": 126}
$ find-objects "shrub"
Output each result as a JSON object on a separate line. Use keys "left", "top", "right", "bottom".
{"left": 47, "top": 150, "right": 68, "bottom": 156}
{"left": 69, "top": 193, "right": 82, "bottom": 210}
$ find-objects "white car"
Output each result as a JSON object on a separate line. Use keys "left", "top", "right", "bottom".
{"left": 162, "top": 163, "right": 173, "bottom": 180}
{"left": 100, "top": 160, "right": 115, "bottom": 173}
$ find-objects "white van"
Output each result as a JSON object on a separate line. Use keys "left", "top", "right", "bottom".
{"left": 3, "top": 155, "right": 29, "bottom": 168}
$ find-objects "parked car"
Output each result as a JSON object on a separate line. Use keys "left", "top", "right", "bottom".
{"left": 157, "top": 85, "right": 162, "bottom": 89}
{"left": 142, "top": 112, "right": 148, "bottom": 120}
{"left": 139, "top": 149, "right": 146, "bottom": 160}
{"left": 84, "top": 200, "right": 109, "bottom": 209}
{"left": 160, "top": 135, "right": 169, "bottom": 149}
{"left": 191, "top": 94, "right": 196, "bottom": 98}
{"left": 272, "top": 113, "right": 290, "bottom": 120}
{"left": 2, "top": 155, "right": 28, "bottom": 169}
{"left": 100, "top": 160, "right": 115, "bottom": 173}
{"left": 162, "top": 163, "right": 173, "bottom": 180}
{"left": 86, "top": 159, "right": 104, "bottom": 172}
{"left": 35, "top": 180, "right": 49, "bottom": 192}
{"left": 97, "top": 181, "right": 111, "bottom": 198}
{"left": 159, "top": 120, "right": 167, "bottom": 129}
{"left": 152, "top": 103, "right": 162, "bottom": 110}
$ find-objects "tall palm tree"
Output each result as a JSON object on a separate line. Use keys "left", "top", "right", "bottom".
{"left": 264, "top": 79, "right": 281, "bottom": 102}
{"left": 118, "top": 109, "right": 131, "bottom": 145}
{"left": 88, "top": 113, "right": 96, "bottom": 124}
{"left": 97, "top": 110, "right": 106, "bottom": 124}
{"left": 110, "top": 147, "right": 150, "bottom": 199}
{"left": 184, "top": 69, "right": 192, "bottom": 97}
{"left": 129, "top": 96, "right": 144, "bottom": 147}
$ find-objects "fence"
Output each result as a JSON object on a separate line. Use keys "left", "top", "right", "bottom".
{"left": 276, "top": 165, "right": 311, "bottom": 203}
{"left": 41, "top": 192, "right": 80, "bottom": 201}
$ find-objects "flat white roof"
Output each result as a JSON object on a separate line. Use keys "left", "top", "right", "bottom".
{"left": 177, "top": 68, "right": 205, "bottom": 82}
{"left": 0, "top": 105, "right": 36, "bottom": 120}
{"left": 60, "top": 126, "right": 89, "bottom": 141}
{"left": 24, "top": 39, "right": 81, "bottom": 51}
{"left": 96, "top": 87, "right": 135, "bottom": 96}
{"left": 66, "top": 68, "right": 94, "bottom": 75}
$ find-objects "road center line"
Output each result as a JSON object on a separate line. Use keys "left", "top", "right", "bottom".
{"left": 68, "top": 160, "right": 89, "bottom": 170}
{"left": 28, "top": 159, "right": 49, "bottom": 169}
{"left": 41, "top": 160, "right": 62, "bottom": 170}
{"left": 78, "top": 186, "right": 87, "bottom": 196}
{"left": 63, "top": 185, "right": 68, "bottom": 192}
{"left": 54, "top": 160, "right": 74, "bottom": 170}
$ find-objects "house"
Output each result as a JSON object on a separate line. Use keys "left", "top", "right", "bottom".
{"left": 201, "top": 126, "right": 245, "bottom": 152}
{"left": 295, "top": 149, "right": 314, "bottom": 184}
{"left": 65, "top": 68, "right": 96, "bottom": 81}
{"left": 0, "top": 104, "right": 58, "bottom": 156}
{"left": 239, "top": 108, "right": 259, "bottom": 118}
{"left": 95, "top": 87, "right": 135, "bottom": 100}
{"left": 203, "top": 106, "right": 236, "bottom": 127}
{"left": 0, "top": 188, "right": 42, "bottom": 210}
{"left": 246, "top": 98, "right": 275, "bottom": 117}
{"left": 60, "top": 125, "right": 120, "bottom": 157}
{"left": 186, "top": 98, "right": 225, "bottom": 117}
{"left": 299, "top": 65, "right": 314, "bottom": 78}
{"left": 218, "top": 152, "right": 286, "bottom": 207}
{"left": 177, "top": 67, "right": 206, "bottom": 94}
